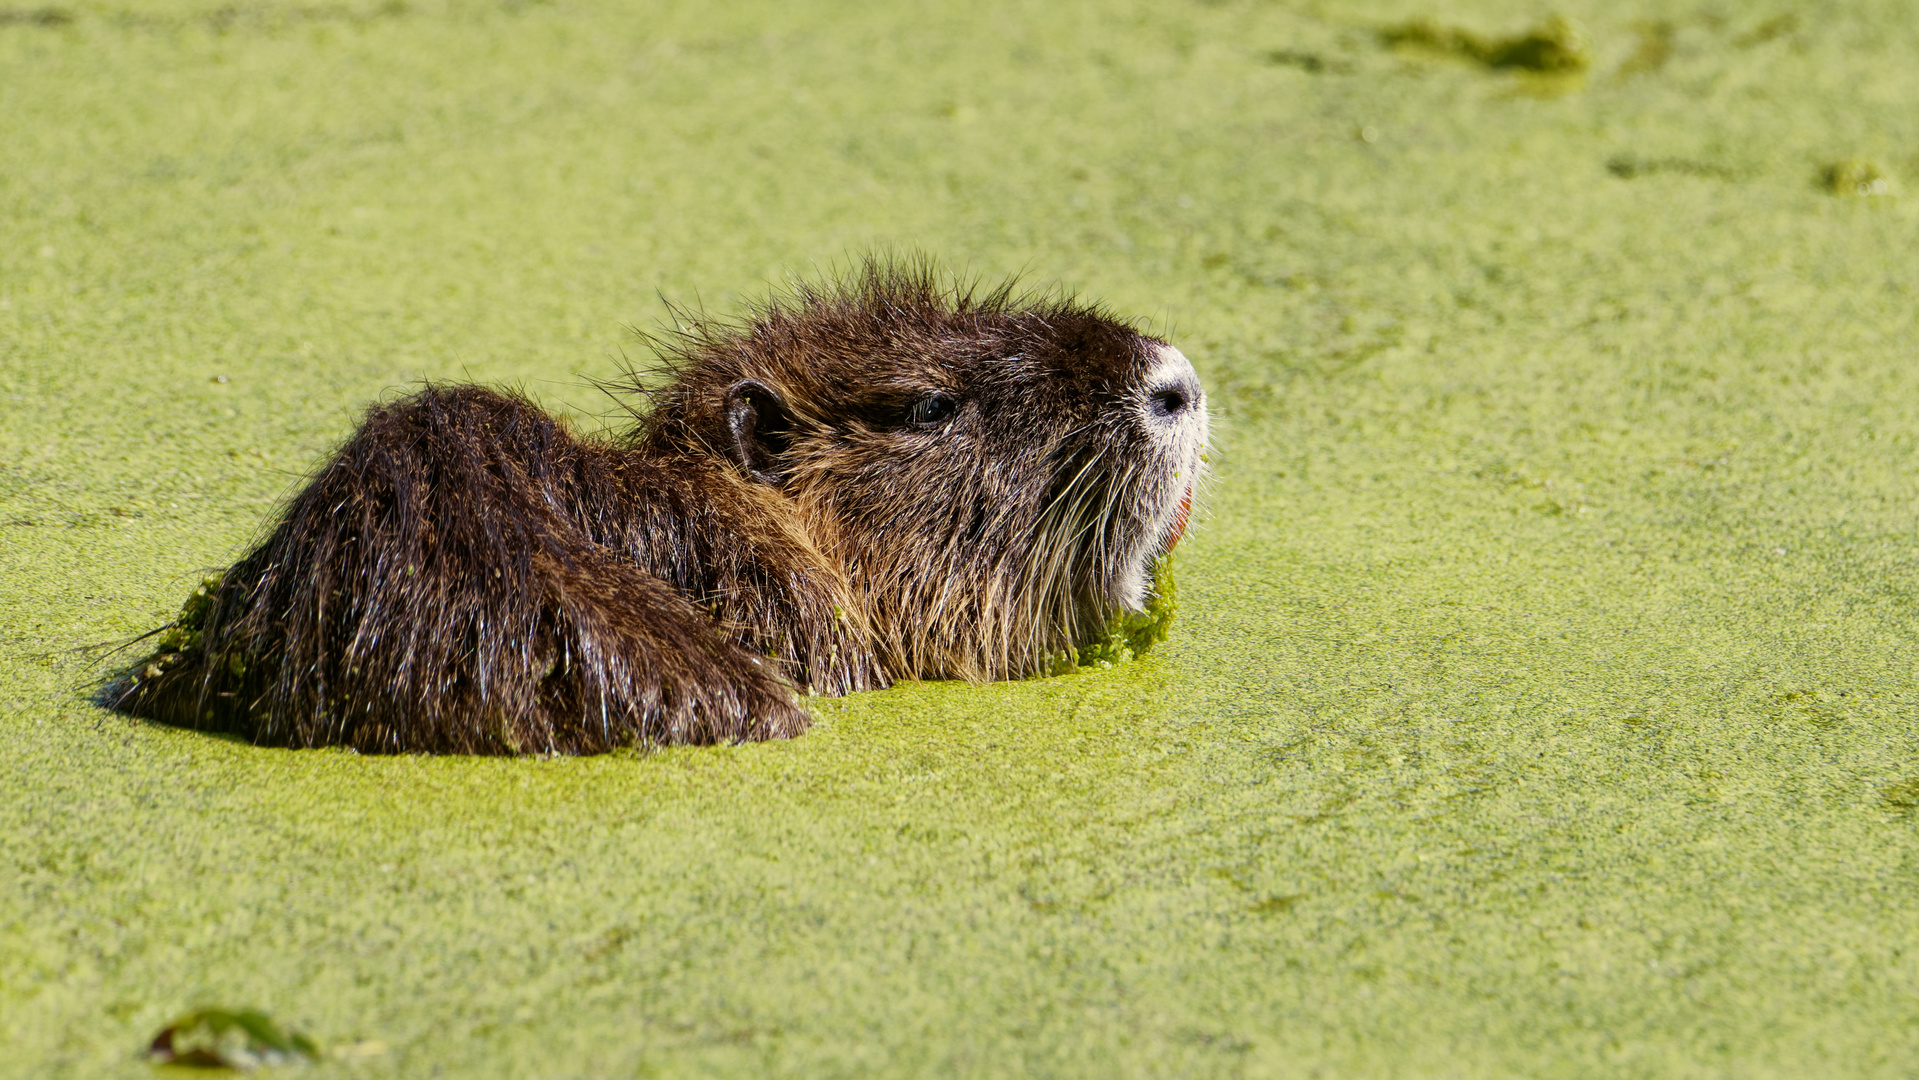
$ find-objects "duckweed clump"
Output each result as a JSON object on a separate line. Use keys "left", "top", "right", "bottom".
{"left": 135, "top": 575, "right": 222, "bottom": 683}
{"left": 1381, "top": 14, "right": 1591, "bottom": 74}
{"left": 147, "top": 1008, "right": 320, "bottom": 1070}
{"left": 1822, "top": 158, "right": 1893, "bottom": 197}
{"left": 1049, "top": 554, "right": 1177, "bottom": 674}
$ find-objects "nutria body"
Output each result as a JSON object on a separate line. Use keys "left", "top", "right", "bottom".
{"left": 116, "top": 262, "right": 1209, "bottom": 754}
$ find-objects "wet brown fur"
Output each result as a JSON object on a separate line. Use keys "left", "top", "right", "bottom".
{"left": 114, "top": 260, "right": 1202, "bottom": 755}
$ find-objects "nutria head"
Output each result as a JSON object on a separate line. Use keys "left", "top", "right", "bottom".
{"left": 640, "top": 262, "right": 1210, "bottom": 681}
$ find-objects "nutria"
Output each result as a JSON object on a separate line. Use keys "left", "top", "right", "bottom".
{"left": 114, "top": 260, "right": 1210, "bottom": 755}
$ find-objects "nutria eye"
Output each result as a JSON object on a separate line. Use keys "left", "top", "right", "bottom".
{"left": 908, "top": 394, "right": 956, "bottom": 428}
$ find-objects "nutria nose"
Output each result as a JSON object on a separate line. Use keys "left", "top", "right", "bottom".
{"left": 1140, "top": 344, "right": 1206, "bottom": 435}
{"left": 1147, "top": 378, "right": 1199, "bottom": 419}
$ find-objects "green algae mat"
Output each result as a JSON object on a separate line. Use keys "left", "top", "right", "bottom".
{"left": 5, "top": 0, "right": 1918, "bottom": 1075}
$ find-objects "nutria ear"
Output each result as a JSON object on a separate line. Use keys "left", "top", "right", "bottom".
{"left": 724, "top": 379, "right": 792, "bottom": 486}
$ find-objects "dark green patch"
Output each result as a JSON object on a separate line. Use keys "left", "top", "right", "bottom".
{"left": 1260, "top": 49, "right": 1350, "bottom": 75}
{"left": 1607, "top": 155, "right": 1742, "bottom": 181}
{"left": 0, "top": 6, "right": 71, "bottom": 26}
{"left": 1248, "top": 895, "right": 1303, "bottom": 916}
{"left": 1734, "top": 13, "right": 1800, "bottom": 48}
{"left": 1821, "top": 159, "right": 1893, "bottom": 197}
{"left": 1380, "top": 15, "right": 1591, "bottom": 74}
{"left": 147, "top": 1008, "right": 320, "bottom": 1069}
{"left": 1770, "top": 688, "right": 1855, "bottom": 728}
{"left": 1882, "top": 779, "right": 1919, "bottom": 812}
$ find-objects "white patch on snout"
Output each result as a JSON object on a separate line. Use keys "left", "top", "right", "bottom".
{"left": 1144, "top": 344, "right": 1200, "bottom": 401}
{"left": 1115, "top": 344, "right": 1211, "bottom": 611}
{"left": 1137, "top": 346, "right": 1208, "bottom": 450}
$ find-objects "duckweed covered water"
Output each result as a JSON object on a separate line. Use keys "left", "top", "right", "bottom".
{"left": 4, "top": 1, "right": 1919, "bottom": 1077}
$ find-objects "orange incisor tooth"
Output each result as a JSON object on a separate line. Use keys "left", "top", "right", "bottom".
{"left": 1166, "top": 488, "right": 1193, "bottom": 551}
